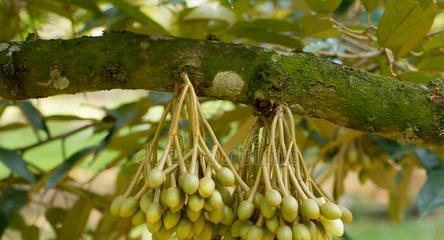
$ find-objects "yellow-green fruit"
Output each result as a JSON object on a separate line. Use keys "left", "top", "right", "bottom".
{"left": 222, "top": 206, "right": 235, "bottom": 225}
{"left": 238, "top": 201, "right": 255, "bottom": 220}
{"left": 216, "top": 167, "right": 235, "bottom": 187}
{"left": 304, "top": 220, "right": 320, "bottom": 239}
{"left": 208, "top": 190, "right": 224, "bottom": 209}
{"left": 110, "top": 195, "right": 126, "bottom": 216}
{"left": 146, "top": 202, "right": 163, "bottom": 224}
{"left": 170, "top": 198, "right": 184, "bottom": 213}
{"left": 208, "top": 205, "right": 225, "bottom": 224}
{"left": 197, "top": 222, "right": 214, "bottom": 240}
{"left": 292, "top": 223, "right": 311, "bottom": 240}
{"left": 131, "top": 210, "right": 145, "bottom": 225}
{"left": 188, "top": 194, "right": 205, "bottom": 212}
{"left": 320, "top": 202, "right": 342, "bottom": 220}
{"left": 153, "top": 227, "right": 174, "bottom": 239}
{"left": 186, "top": 207, "right": 201, "bottom": 222}
{"left": 119, "top": 197, "right": 139, "bottom": 218}
{"left": 219, "top": 186, "right": 234, "bottom": 205}
{"left": 263, "top": 229, "right": 275, "bottom": 240}
{"left": 265, "top": 215, "right": 279, "bottom": 233}
{"left": 199, "top": 177, "right": 215, "bottom": 198}
{"left": 146, "top": 219, "right": 162, "bottom": 233}
{"left": 260, "top": 200, "right": 276, "bottom": 219}
{"left": 163, "top": 210, "right": 181, "bottom": 230}
{"left": 176, "top": 218, "right": 193, "bottom": 239}
{"left": 276, "top": 225, "right": 292, "bottom": 240}
{"left": 339, "top": 205, "right": 353, "bottom": 224}
{"left": 192, "top": 214, "right": 206, "bottom": 235}
{"left": 265, "top": 189, "right": 282, "bottom": 207}
{"left": 281, "top": 195, "right": 299, "bottom": 222}
{"left": 223, "top": 231, "right": 237, "bottom": 240}
{"left": 247, "top": 226, "right": 264, "bottom": 240}
{"left": 180, "top": 174, "right": 200, "bottom": 195}
{"left": 301, "top": 199, "right": 320, "bottom": 219}
{"left": 254, "top": 193, "right": 264, "bottom": 208}
{"left": 239, "top": 221, "right": 253, "bottom": 239}
{"left": 230, "top": 219, "right": 243, "bottom": 237}
{"left": 319, "top": 216, "right": 344, "bottom": 237}
{"left": 139, "top": 192, "right": 153, "bottom": 212}
{"left": 146, "top": 169, "right": 166, "bottom": 188}
{"left": 164, "top": 187, "right": 182, "bottom": 209}
{"left": 160, "top": 189, "right": 168, "bottom": 207}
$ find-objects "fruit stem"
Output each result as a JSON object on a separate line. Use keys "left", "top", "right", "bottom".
{"left": 124, "top": 163, "right": 145, "bottom": 197}
{"left": 247, "top": 166, "right": 262, "bottom": 202}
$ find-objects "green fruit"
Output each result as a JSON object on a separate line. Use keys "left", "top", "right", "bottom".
{"left": 146, "top": 219, "right": 162, "bottom": 233}
{"left": 301, "top": 199, "right": 320, "bottom": 219}
{"left": 192, "top": 214, "right": 206, "bottom": 235}
{"left": 153, "top": 226, "right": 173, "bottom": 239}
{"left": 223, "top": 231, "right": 237, "bottom": 240}
{"left": 254, "top": 193, "right": 264, "bottom": 208}
{"left": 276, "top": 225, "right": 292, "bottom": 240}
{"left": 188, "top": 194, "right": 205, "bottom": 212}
{"left": 186, "top": 207, "right": 201, "bottom": 222}
{"left": 208, "top": 190, "right": 224, "bottom": 209}
{"left": 208, "top": 205, "right": 225, "bottom": 224}
{"left": 230, "top": 219, "right": 243, "bottom": 237}
{"left": 319, "top": 216, "right": 344, "bottom": 237}
{"left": 199, "top": 177, "right": 215, "bottom": 198}
{"left": 180, "top": 174, "right": 200, "bottom": 195}
{"left": 237, "top": 201, "right": 255, "bottom": 220}
{"left": 197, "top": 222, "right": 214, "bottom": 240}
{"left": 170, "top": 198, "right": 185, "bottom": 213}
{"left": 147, "top": 169, "right": 166, "bottom": 188}
{"left": 247, "top": 226, "right": 264, "bottom": 240}
{"left": 216, "top": 167, "right": 235, "bottom": 187}
{"left": 219, "top": 186, "right": 234, "bottom": 205}
{"left": 163, "top": 210, "right": 181, "bottom": 230}
{"left": 222, "top": 206, "right": 235, "bottom": 225}
{"left": 110, "top": 195, "right": 126, "bottom": 216}
{"left": 260, "top": 200, "right": 276, "bottom": 219}
{"left": 146, "top": 202, "right": 163, "bottom": 224}
{"left": 120, "top": 197, "right": 139, "bottom": 218}
{"left": 320, "top": 202, "right": 342, "bottom": 220}
{"left": 281, "top": 195, "right": 299, "bottom": 222}
{"left": 265, "top": 215, "right": 279, "bottom": 233}
{"left": 139, "top": 192, "right": 153, "bottom": 212}
{"left": 131, "top": 210, "right": 145, "bottom": 225}
{"left": 304, "top": 220, "right": 320, "bottom": 239}
{"left": 265, "top": 189, "right": 282, "bottom": 207}
{"left": 292, "top": 223, "right": 311, "bottom": 240}
{"left": 239, "top": 221, "right": 253, "bottom": 239}
{"left": 339, "top": 205, "right": 353, "bottom": 224}
{"left": 165, "top": 187, "right": 182, "bottom": 209}
{"left": 263, "top": 229, "right": 275, "bottom": 240}
{"left": 176, "top": 218, "right": 193, "bottom": 239}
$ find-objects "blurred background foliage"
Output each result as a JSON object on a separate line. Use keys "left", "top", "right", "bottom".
{"left": 0, "top": 0, "right": 444, "bottom": 239}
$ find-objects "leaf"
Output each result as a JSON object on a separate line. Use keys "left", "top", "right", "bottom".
{"left": 293, "top": 15, "right": 340, "bottom": 38}
{"left": 377, "top": 0, "right": 436, "bottom": 51}
{"left": 0, "top": 147, "right": 35, "bottom": 183}
{"left": 21, "top": 225, "right": 40, "bottom": 240}
{"left": 415, "top": 148, "right": 442, "bottom": 170}
{"left": 423, "top": 32, "right": 444, "bottom": 52}
{"left": 362, "top": 0, "right": 380, "bottom": 12}
{"left": 398, "top": 71, "right": 436, "bottom": 84}
{"left": 183, "top": 3, "right": 236, "bottom": 26}
{"left": 0, "top": 3, "right": 21, "bottom": 41}
{"left": 304, "top": 0, "right": 342, "bottom": 14}
{"left": 369, "top": 135, "right": 413, "bottom": 161}
{"left": 44, "top": 147, "right": 95, "bottom": 190}
{"left": 417, "top": 55, "right": 444, "bottom": 71}
{"left": 18, "top": 100, "right": 50, "bottom": 139}
{"left": 71, "top": 0, "right": 101, "bottom": 15}
{"left": 93, "top": 212, "right": 132, "bottom": 240}
{"left": 46, "top": 208, "right": 67, "bottom": 236}
{"left": 25, "top": 0, "right": 72, "bottom": 19}
{"left": 417, "top": 166, "right": 444, "bottom": 216}
{"left": 0, "top": 188, "right": 28, "bottom": 235}
{"left": 57, "top": 197, "right": 93, "bottom": 240}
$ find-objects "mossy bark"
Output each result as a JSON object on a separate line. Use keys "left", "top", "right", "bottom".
{"left": 1, "top": 32, "right": 443, "bottom": 145}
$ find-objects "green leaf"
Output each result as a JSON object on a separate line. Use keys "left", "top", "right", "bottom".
{"left": 44, "top": 147, "right": 95, "bottom": 190}
{"left": 417, "top": 166, "right": 444, "bottom": 216}
{"left": 423, "top": 32, "right": 444, "bottom": 52}
{"left": 362, "top": 0, "right": 380, "bottom": 12}
{"left": 0, "top": 188, "right": 28, "bottom": 235}
{"left": 415, "top": 148, "right": 442, "bottom": 170}
{"left": 71, "top": 0, "right": 101, "bottom": 15}
{"left": 21, "top": 225, "right": 40, "bottom": 240}
{"left": 0, "top": 3, "right": 21, "bottom": 41}
{"left": 304, "top": 0, "right": 342, "bottom": 14}
{"left": 0, "top": 147, "right": 35, "bottom": 183}
{"left": 293, "top": 15, "right": 340, "bottom": 38}
{"left": 25, "top": 0, "right": 72, "bottom": 19}
{"left": 377, "top": 0, "right": 436, "bottom": 51}
{"left": 417, "top": 55, "right": 444, "bottom": 71}
{"left": 398, "top": 71, "right": 436, "bottom": 84}
{"left": 46, "top": 208, "right": 67, "bottom": 236}
{"left": 18, "top": 100, "right": 50, "bottom": 139}
{"left": 56, "top": 197, "right": 93, "bottom": 240}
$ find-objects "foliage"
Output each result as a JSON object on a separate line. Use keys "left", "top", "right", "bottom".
{"left": 0, "top": 0, "right": 443, "bottom": 239}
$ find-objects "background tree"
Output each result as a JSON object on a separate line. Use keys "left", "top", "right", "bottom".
{"left": 0, "top": 0, "right": 444, "bottom": 239}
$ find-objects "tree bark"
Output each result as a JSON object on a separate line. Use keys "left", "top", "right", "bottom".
{"left": 1, "top": 31, "right": 443, "bottom": 145}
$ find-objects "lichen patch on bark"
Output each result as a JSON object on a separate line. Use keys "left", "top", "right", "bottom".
{"left": 208, "top": 71, "right": 244, "bottom": 101}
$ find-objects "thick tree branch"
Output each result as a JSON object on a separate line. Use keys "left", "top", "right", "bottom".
{"left": 1, "top": 32, "right": 443, "bottom": 144}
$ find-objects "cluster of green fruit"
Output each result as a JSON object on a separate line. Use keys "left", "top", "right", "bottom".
{"left": 108, "top": 74, "right": 353, "bottom": 239}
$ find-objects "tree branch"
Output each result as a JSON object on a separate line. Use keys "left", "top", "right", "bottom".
{"left": 1, "top": 32, "right": 443, "bottom": 144}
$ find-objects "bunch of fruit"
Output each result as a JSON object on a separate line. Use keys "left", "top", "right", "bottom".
{"left": 109, "top": 73, "right": 353, "bottom": 239}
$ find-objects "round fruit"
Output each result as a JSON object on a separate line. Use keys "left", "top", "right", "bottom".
{"left": 146, "top": 202, "right": 163, "bottom": 224}
{"left": 208, "top": 205, "right": 225, "bottom": 224}
{"left": 110, "top": 195, "right": 126, "bottom": 216}
{"left": 276, "top": 225, "right": 292, "bottom": 240}
{"left": 188, "top": 194, "right": 205, "bottom": 212}
{"left": 192, "top": 214, "right": 206, "bottom": 235}
{"left": 222, "top": 206, "right": 235, "bottom": 225}
{"left": 216, "top": 167, "right": 235, "bottom": 187}
{"left": 254, "top": 193, "right": 264, "bottom": 208}
{"left": 265, "top": 215, "right": 279, "bottom": 233}
{"left": 320, "top": 202, "right": 342, "bottom": 220}
{"left": 139, "top": 192, "right": 153, "bottom": 212}
{"left": 292, "top": 223, "right": 311, "bottom": 240}
{"left": 176, "top": 218, "right": 193, "bottom": 239}
{"left": 131, "top": 210, "right": 145, "bottom": 226}
{"left": 163, "top": 210, "right": 181, "bottom": 230}
{"left": 153, "top": 226, "right": 173, "bottom": 239}
{"left": 186, "top": 207, "right": 201, "bottom": 222}
{"left": 179, "top": 174, "right": 200, "bottom": 195}
{"left": 265, "top": 189, "right": 282, "bottom": 207}
{"left": 146, "top": 219, "right": 162, "bottom": 233}
{"left": 339, "top": 205, "right": 353, "bottom": 224}
{"left": 230, "top": 219, "right": 243, "bottom": 237}
{"left": 164, "top": 187, "right": 182, "bottom": 209}
{"left": 247, "top": 226, "right": 264, "bottom": 240}
{"left": 120, "top": 197, "right": 139, "bottom": 218}
{"left": 199, "top": 177, "right": 215, "bottom": 198}
{"left": 237, "top": 201, "right": 255, "bottom": 220}
{"left": 239, "top": 221, "right": 252, "bottom": 239}
{"left": 281, "top": 195, "right": 299, "bottom": 222}
{"left": 260, "top": 200, "right": 276, "bottom": 219}
{"left": 197, "top": 222, "right": 214, "bottom": 240}
{"left": 146, "top": 169, "right": 166, "bottom": 188}
{"left": 208, "top": 190, "right": 224, "bottom": 209}
{"left": 320, "top": 216, "right": 344, "bottom": 237}
{"left": 301, "top": 199, "right": 320, "bottom": 219}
